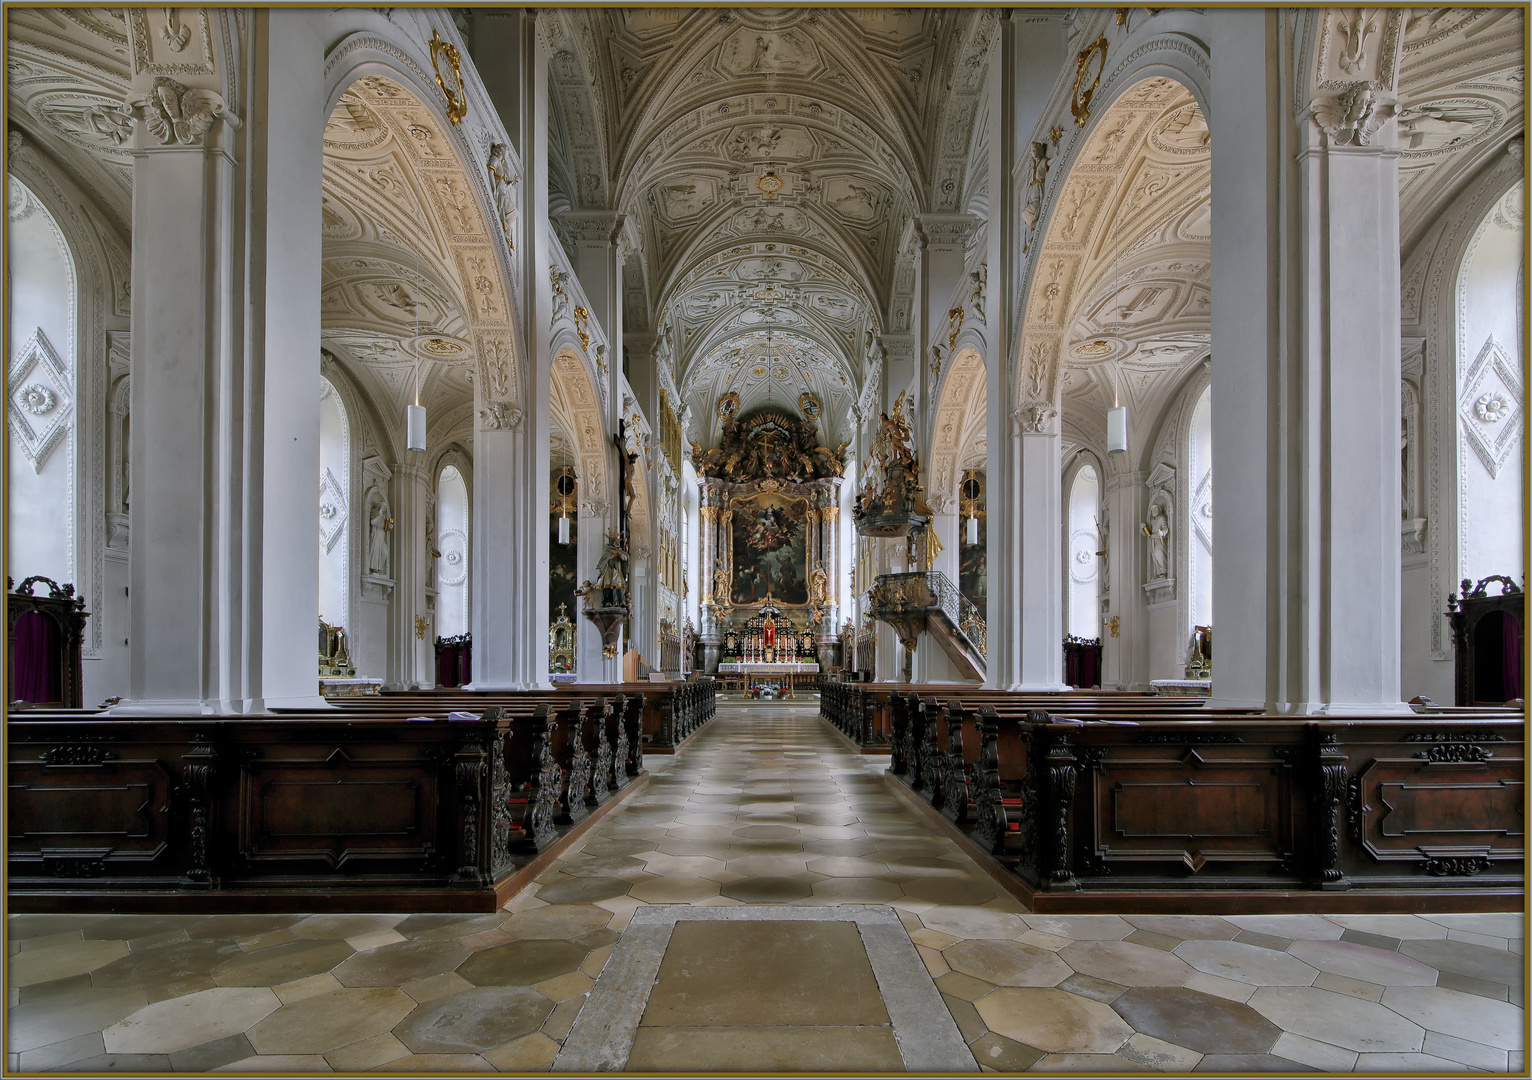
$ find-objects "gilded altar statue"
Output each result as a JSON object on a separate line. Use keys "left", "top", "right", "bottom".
{"left": 595, "top": 531, "right": 630, "bottom": 607}
{"left": 808, "top": 565, "right": 829, "bottom": 607}
{"left": 712, "top": 557, "right": 731, "bottom": 610}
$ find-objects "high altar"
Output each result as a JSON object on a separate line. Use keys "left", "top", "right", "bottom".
{"left": 693, "top": 405, "right": 844, "bottom": 673}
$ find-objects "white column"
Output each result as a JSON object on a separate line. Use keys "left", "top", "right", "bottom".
{"left": 984, "top": 12, "right": 1021, "bottom": 690}
{"left": 561, "top": 212, "right": 624, "bottom": 349}
{"left": 1014, "top": 412, "right": 1068, "bottom": 690}
{"left": 389, "top": 463, "right": 433, "bottom": 689}
{"left": 1207, "top": 9, "right": 1279, "bottom": 710}
{"left": 1209, "top": 8, "right": 1408, "bottom": 713}
{"left": 576, "top": 499, "right": 617, "bottom": 681}
{"left": 1103, "top": 470, "right": 1149, "bottom": 689}
{"left": 469, "top": 10, "right": 549, "bottom": 690}
{"left": 253, "top": 10, "right": 328, "bottom": 709}
{"left": 120, "top": 10, "right": 328, "bottom": 713}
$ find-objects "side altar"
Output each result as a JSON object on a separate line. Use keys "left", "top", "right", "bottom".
{"left": 692, "top": 404, "right": 844, "bottom": 674}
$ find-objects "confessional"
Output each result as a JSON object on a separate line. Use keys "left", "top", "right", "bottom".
{"left": 1063, "top": 635, "right": 1103, "bottom": 689}
{"left": 435, "top": 633, "right": 472, "bottom": 688}
{"left": 1446, "top": 575, "right": 1525, "bottom": 706}
{"left": 7, "top": 576, "right": 89, "bottom": 708}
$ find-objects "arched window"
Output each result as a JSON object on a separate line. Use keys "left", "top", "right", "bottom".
{"left": 1456, "top": 181, "right": 1523, "bottom": 585}
{"left": 318, "top": 378, "right": 350, "bottom": 630}
{"left": 1067, "top": 462, "right": 1101, "bottom": 638}
{"left": 6, "top": 176, "right": 76, "bottom": 588}
{"left": 1187, "top": 385, "right": 1212, "bottom": 634}
{"left": 436, "top": 465, "right": 470, "bottom": 638}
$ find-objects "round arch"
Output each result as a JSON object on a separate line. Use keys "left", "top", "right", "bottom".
{"left": 322, "top": 33, "right": 526, "bottom": 421}
{"left": 1013, "top": 28, "right": 1211, "bottom": 434}
{"left": 929, "top": 346, "right": 987, "bottom": 503}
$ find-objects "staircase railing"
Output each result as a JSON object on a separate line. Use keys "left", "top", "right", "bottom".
{"left": 868, "top": 570, "right": 986, "bottom": 662}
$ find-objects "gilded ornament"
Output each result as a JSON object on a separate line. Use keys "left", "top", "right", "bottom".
{"left": 429, "top": 29, "right": 468, "bottom": 125}
{"left": 947, "top": 307, "right": 965, "bottom": 350}
{"left": 1071, "top": 35, "right": 1109, "bottom": 126}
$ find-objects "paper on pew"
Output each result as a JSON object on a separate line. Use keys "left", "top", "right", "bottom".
{"left": 407, "top": 716, "right": 435, "bottom": 722}
{"left": 447, "top": 711, "right": 481, "bottom": 722}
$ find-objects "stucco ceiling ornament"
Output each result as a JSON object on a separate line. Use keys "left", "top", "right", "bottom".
{"left": 20, "top": 384, "right": 57, "bottom": 415}
{"left": 8, "top": 328, "right": 72, "bottom": 473}
{"left": 1458, "top": 335, "right": 1523, "bottom": 479}
{"left": 319, "top": 466, "right": 347, "bottom": 552}
{"left": 1474, "top": 392, "right": 1510, "bottom": 424}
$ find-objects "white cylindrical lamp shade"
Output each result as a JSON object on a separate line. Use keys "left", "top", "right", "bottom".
{"left": 406, "top": 404, "right": 427, "bottom": 452}
{"left": 1106, "top": 405, "right": 1128, "bottom": 455}
{"left": 965, "top": 515, "right": 979, "bottom": 546}
{"left": 558, "top": 513, "right": 571, "bottom": 545}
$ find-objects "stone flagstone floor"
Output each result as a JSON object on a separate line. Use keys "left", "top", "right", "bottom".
{"left": 6, "top": 703, "right": 1526, "bottom": 1073}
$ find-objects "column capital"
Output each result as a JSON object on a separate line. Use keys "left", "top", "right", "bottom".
{"left": 125, "top": 77, "right": 239, "bottom": 151}
{"left": 915, "top": 213, "right": 980, "bottom": 250}
{"left": 557, "top": 210, "right": 626, "bottom": 244}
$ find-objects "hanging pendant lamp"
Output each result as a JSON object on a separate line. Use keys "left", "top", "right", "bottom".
{"left": 1107, "top": 362, "right": 1127, "bottom": 455}
{"left": 406, "top": 266, "right": 427, "bottom": 452}
{"left": 557, "top": 443, "right": 573, "bottom": 545}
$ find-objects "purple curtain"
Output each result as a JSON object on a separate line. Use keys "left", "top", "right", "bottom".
{"left": 13, "top": 611, "right": 61, "bottom": 703}
{"left": 1501, "top": 613, "right": 1523, "bottom": 702}
{"left": 1080, "top": 645, "right": 1101, "bottom": 689}
{"left": 437, "top": 644, "right": 460, "bottom": 688}
{"left": 460, "top": 644, "right": 472, "bottom": 687}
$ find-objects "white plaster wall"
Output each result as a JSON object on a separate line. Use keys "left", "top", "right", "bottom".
{"left": 437, "top": 465, "right": 470, "bottom": 637}
{"left": 1401, "top": 562, "right": 1454, "bottom": 702}
{"left": 1456, "top": 189, "right": 1524, "bottom": 587}
{"left": 6, "top": 178, "right": 75, "bottom": 593}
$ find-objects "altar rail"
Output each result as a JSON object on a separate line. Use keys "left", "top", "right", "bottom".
{"left": 8, "top": 682, "right": 716, "bottom": 912}
{"left": 863, "top": 688, "right": 1523, "bottom": 913}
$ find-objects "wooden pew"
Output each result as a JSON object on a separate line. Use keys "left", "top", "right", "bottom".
{"left": 879, "top": 693, "right": 1523, "bottom": 912}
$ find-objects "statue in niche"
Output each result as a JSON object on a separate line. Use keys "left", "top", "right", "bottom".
{"left": 486, "top": 142, "right": 519, "bottom": 246}
{"left": 808, "top": 566, "right": 828, "bottom": 607}
{"left": 712, "top": 557, "right": 731, "bottom": 607}
{"left": 367, "top": 498, "right": 393, "bottom": 577}
{"left": 1142, "top": 503, "right": 1169, "bottom": 581}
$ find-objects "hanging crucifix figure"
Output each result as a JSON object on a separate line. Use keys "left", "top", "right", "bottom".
{"left": 614, "top": 420, "right": 640, "bottom": 537}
